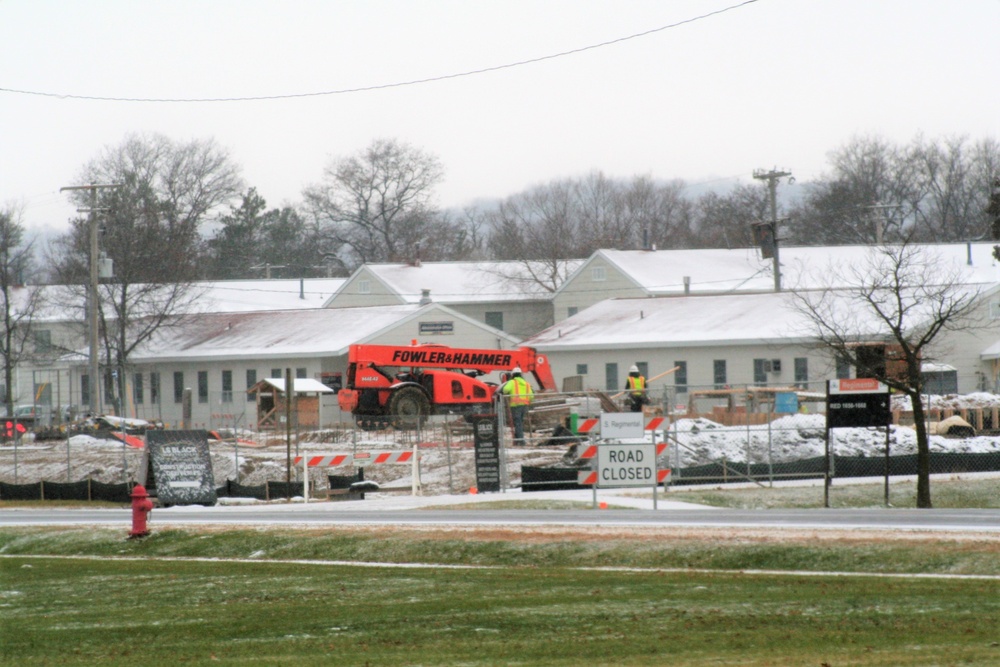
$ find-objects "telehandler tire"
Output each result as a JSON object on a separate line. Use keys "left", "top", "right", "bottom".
{"left": 389, "top": 387, "right": 430, "bottom": 430}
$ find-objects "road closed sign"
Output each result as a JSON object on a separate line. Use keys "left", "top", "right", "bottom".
{"left": 596, "top": 443, "right": 657, "bottom": 488}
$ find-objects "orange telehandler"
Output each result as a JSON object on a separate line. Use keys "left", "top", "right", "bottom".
{"left": 336, "top": 343, "right": 557, "bottom": 430}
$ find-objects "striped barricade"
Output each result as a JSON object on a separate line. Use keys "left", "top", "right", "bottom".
{"left": 294, "top": 450, "right": 415, "bottom": 469}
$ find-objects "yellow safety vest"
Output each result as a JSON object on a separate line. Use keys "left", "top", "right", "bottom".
{"left": 503, "top": 377, "right": 533, "bottom": 406}
{"left": 628, "top": 376, "right": 646, "bottom": 397}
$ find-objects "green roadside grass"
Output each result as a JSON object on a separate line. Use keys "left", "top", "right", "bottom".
{"left": 660, "top": 475, "right": 1000, "bottom": 509}
{"left": 2, "top": 477, "right": 999, "bottom": 664}
{"left": 2, "top": 528, "right": 999, "bottom": 667}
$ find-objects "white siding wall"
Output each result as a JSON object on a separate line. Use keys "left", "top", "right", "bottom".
{"left": 543, "top": 343, "right": 833, "bottom": 396}
{"left": 552, "top": 257, "right": 645, "bottom": 323}
{"left": 448, "top": 301, "right": 553, "bottom": 340}
{"left": 324, "top": 269, "right": 404, "bottom": 308}
{"left": 928, "top": 294, "right": 1000, "bottom": 393}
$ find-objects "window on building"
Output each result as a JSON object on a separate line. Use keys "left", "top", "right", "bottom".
{"left": 221, "top": 370, "right": 233, "bottom": 403}
{"left": 991, "top": 301, "right": 1000, "bottom": 319}
{"left": 568, "top": 306, "right": 578, "bottom": 317}
{"left": 358, "top": 279, "right": 371, "bottom": 294}
{"left": 33, "top": 329, "right": 52, "bottom": 354}
{"left": 835, "top": 356, "right": 851, "bottom": 380}
{"left": 104, "top": 370, "right": 115, "bottom": 403}
{"left": 794, "top": 357, "right": 809, "bottom": 387}
{"left": 134, "top": 373, "right": 144, "bottom": 405}
{"left": 198, "top": 371, "right": 208, "bottom": 403}
{"left": 34, "top": 382, "right": 52, "bottom": 406}
{"left": 674, "top": 361, "right": 688, "bottom": 394}
{"left": 246, "top": 369, "right": 257, "bottom": 401}
{"left": 173, "top": 372, "right": 184, "bottom": 403}
{"left": 271, "top": 369, "right": 282, "bottom": 378}
{"left": 605, "top": 362, "right": 618, "bottom": 391}
{"left": 576, "top": 363, "right": 588, "bottom": 375}
{"left": 636, "top": 362, "right": 649, "bottom": 378}
{"left": 150, "top": 372, "right": 160, "bottom": 404}
{"left": 591, "top": 266, "right": 606, "bottom": 281}
{"left": 296, "top": 368, "right": 307, "bottom": 379}
{"left": 753, "top": 358, "right": 768, "bottom": 385}
{"left": 485, "top": 311, "right": 504, "bottom": 330}
{"left": 81, "top": 374, "right": 90, "bottom": 408}
{"left": 713, "top": 360, "right": 727, "bottom": 389}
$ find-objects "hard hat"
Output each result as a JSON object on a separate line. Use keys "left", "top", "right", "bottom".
{"left": 512, "top": 366, "right": 522, "bottom": 374}
{"left": 629, "top": 365, "right": 639, "bottom": 373}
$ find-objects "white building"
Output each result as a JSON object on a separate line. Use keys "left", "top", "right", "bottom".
{"left": 324, "top": 259, "right": 582, "bottom": 339}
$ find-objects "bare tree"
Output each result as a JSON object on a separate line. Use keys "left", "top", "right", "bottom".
{"left": 910, "top": 135, "right": 1000, "bottom": 242}
{"left": 485, "top": 179, "right": 585, "bottom": 292}
{"left": 303, "top": 138, "right": 448, "bottom": 268}
{"left": 0, "top": 205, "right": 45, "bottom": 419}
{"left": 691, "top": 185, "right": 769, "bottom": 249}
{"left": 790, "top": 241, "right": 985, "bottom": 508}
{"left": 623, "top": 176, "right": 694, "bottom": 250}
{"left": 787, "top": 135, "right": 919, "bottom": 245}
{"left": 52, "top": 133, "right": 243, "bottom": 414}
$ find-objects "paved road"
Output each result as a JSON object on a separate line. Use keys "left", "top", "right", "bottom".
{"left": 3, "top": 504, "right": 998, "bottom": 533}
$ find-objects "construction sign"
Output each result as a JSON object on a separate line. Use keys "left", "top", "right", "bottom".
{"left": 827, "top": 378, "right": 890, "bottom": 428}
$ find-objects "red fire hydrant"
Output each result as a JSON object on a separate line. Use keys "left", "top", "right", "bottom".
{"left": 129, "top": 484, "right": 154, "bottom": 539}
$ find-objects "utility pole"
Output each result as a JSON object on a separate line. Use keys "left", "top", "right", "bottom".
{"left": 60, "top": 183, "right": 120, "bottom": 415}
{"left": 753, "top": 168, "right": 792, "bottom": 292}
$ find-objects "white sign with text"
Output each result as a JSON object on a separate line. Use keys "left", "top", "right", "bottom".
{"left": 596, "top": 443, "right": 657, "bottom": 488}
{"left": 599, "top": 411, "right": 644, "bottom": 439}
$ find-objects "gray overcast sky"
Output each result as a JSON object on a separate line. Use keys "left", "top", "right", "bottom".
{"left": 1, "top": 0, "right": 997, "bottom": 236}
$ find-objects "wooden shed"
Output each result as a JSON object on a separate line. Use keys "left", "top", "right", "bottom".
{"left": 247, "top": 378, "right": 334, "bottom": 430}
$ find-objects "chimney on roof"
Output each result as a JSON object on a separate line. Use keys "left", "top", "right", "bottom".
{"left": 419, "top": 288, "right": 431, "bottom": 305}
{"left": 412, "top": 242, "right": 422, "bottom": 267}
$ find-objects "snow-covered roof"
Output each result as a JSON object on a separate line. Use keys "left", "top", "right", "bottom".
{"left": 192, "top": 278, "right": 346, "bottom": 312}
{"left": 128, "top": 302, "right": 520, "bottom": 363}
{"left": 580, "top": 243, "right": 1000, "bottom": 296}
{"left": 21, "top": 278, "right": 346, "bottom": 322}
{"left": 526, "top": 285, "right": 981, "bottom": 351}
{"left": 130, "top": 304, "right": 435, "bottom": 362}
{"left": 527, "top": 292, "right": 814, "bottom": 350}
{"left": 328, "top": 260, "right": 583, "bottom": 306}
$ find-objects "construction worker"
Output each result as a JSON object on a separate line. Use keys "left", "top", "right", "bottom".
{"left": 625, "top": 364, "right": 649, "bottom": 413}
{"left": 501, "top": 366, "right": 534, "bottom": 445}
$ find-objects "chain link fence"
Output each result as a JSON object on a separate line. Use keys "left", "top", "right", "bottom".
{"left": 3, "top": 382, "right": 999, "bottom": 506}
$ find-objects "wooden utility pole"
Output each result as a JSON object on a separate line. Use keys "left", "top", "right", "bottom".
{"left": 60, "top": 183, "right": 120, "bottom": 415}
{"left": 753, "top": 168, "right": 792, "bottom": 292}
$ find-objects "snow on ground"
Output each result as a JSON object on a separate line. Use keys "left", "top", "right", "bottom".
{"left": 665, "top": 413, "right": 1000, "bottom": 468}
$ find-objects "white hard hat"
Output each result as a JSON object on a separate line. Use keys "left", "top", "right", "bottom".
{"left": 512, "top": 366, "right": 522, "bottom": 374}
{"left": 629, "top": 365, "right": 639, "bottom": 373}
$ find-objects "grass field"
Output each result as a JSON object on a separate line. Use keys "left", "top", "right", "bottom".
{"left": 2, "top": 526, "right": 999, "bottom": 666}
{"left": 2, "top": 478, "right": 999, "bottom": 665}
{"left": 662, "top": 475, "right": 1000, "bottom": 509}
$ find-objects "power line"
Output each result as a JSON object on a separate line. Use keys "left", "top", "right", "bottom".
{"left": 0, "top": 0, "right": 761, "bottom": 104}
